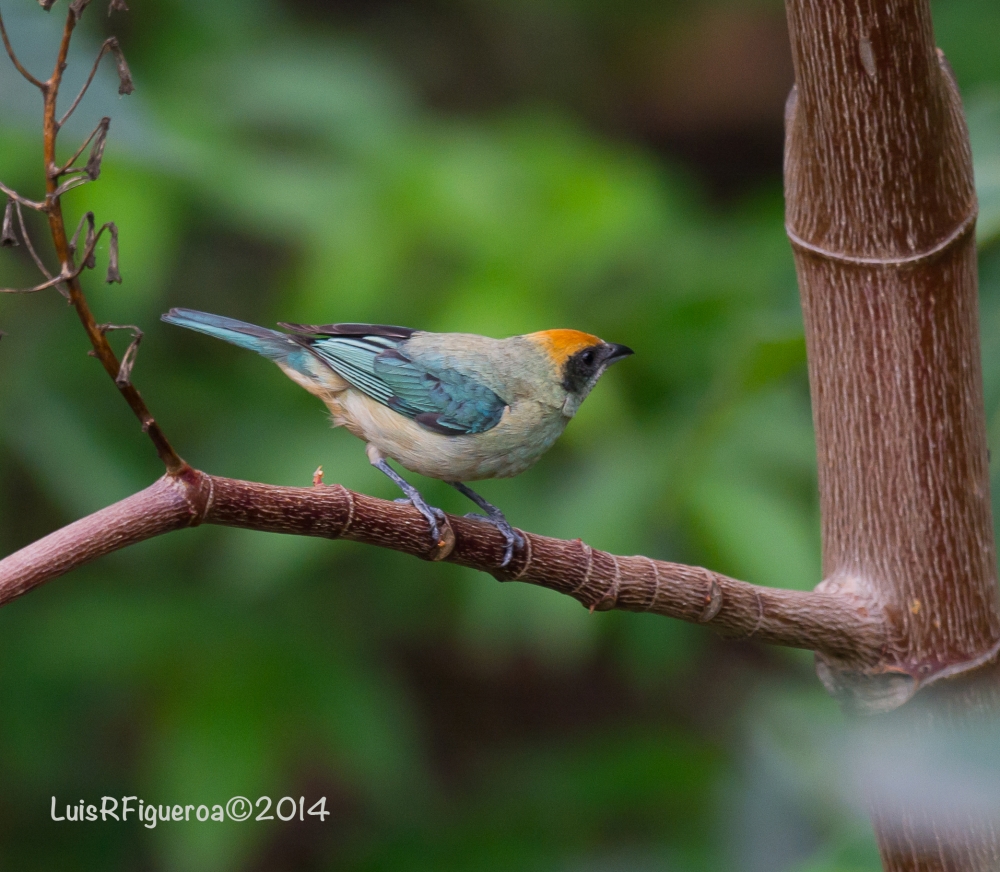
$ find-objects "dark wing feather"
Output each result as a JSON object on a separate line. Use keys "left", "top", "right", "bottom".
{"left": 279, "top": 322, "right": 414, "bottom": 340}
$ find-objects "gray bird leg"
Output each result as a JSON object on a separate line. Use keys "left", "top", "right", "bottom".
{"left": 369, "top": 456, "right": 446, "bottom": 546}
{"left": 449, "top": 481, "right": 525, "bottom": 567}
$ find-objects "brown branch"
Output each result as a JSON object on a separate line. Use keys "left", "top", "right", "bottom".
{"left": 0, "top": 470, "right": 889, "bottom": 667}
{"left": 0, "top": 476, "right": 199, "bottom": 604}
{"left": 27, "top": 5, "right": 186, "bottom": 474}
{"left": 0, "top": 9, "right": 47, "bottom": 90}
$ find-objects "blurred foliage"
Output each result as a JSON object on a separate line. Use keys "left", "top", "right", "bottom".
{"left": 0, "top": 0, "right": 998, "bottom": 870}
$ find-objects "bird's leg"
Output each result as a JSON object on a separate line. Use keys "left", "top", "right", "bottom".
{"left": 369, "top": 453, "right": 446, "bottom": 546}
{"left": 449, "top": 482, "right": 524, "bottom": 567}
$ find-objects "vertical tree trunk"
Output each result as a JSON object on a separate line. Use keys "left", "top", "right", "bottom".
{"left": 783, "top": 0, "right": 1000, "bottom": 867}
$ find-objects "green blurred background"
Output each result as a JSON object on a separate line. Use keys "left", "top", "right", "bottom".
{"left": 0, "top": 0, "right": 999, "bottom": 869}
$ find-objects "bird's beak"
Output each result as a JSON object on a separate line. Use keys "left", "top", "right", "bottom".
{"left": 604, "top": 343, "right": 634, "bottom": 365}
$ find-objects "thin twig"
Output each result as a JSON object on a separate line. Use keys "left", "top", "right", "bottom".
{"left": 0, "top": 219, "right": 114, "bottom": 292}
{"left": 97, "top": 323, "right": 142, "bottom": 385}
{"left": 0, "top": 4, "right": 183, "bottom": 471}
{"left": 15, "top": 203, "right": 53, "bottom": 278}
{"left": 0, "top": 180, "right": 46, "bottom": 212}
{"left": 68, "top": 210, "right": 95, "bottom": 261}
{"left": 13, "top": 202, "right": 63, "bottom": 292}
{"left": 56, "top": 118, "right": 110, "bottom": 176}
{"left": 0, "top": 10, "right": 47, "bottom": 90}
{"left": 57, "top": 40, "right": 115, "bottom": 127}
{"left": 49, "top": 174, "right": 92, "bottom": 200}
{"left": 32, "top": 7, "right": 185, "bottom": 473}
{"left": 0, "top": 272, "right": 76, "bottom": 294}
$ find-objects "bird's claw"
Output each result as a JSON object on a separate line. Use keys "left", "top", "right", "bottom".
{"left": 464, "top": 512, "right": 524, "bottom": 567}
{"left": 397, "top": 497, "right": 447, "bottom": 545}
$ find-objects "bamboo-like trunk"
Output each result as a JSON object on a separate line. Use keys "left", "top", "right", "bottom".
{"left": 783, "top": 0, "right": 1000, "bottom": 867}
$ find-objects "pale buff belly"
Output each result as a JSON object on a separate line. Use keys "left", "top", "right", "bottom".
{"left": 278, "top": 361, "right": 568, "bottom": 481}
{"left": 337, "top": 389, "right": 568, "bottom": 480}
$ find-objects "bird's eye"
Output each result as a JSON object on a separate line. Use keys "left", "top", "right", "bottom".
{"left": 581, "top": 350, "right": 595, "bottom": 367}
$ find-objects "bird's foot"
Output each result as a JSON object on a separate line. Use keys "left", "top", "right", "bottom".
{"left": 370, "top": 456, "right": 448, "bottom": 548}
{"left": 448, "top": 481, "right": 524, "bottom": 567}
{"left": 394, "top": 497, "right": 447, "bottom": 545}
{"left": 463, "top": 510, "right": 524, "bottom": 568}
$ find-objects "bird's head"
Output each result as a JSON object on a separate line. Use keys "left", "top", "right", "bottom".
{"left": 526, "top": 329, "right": 634, "bottom": 417}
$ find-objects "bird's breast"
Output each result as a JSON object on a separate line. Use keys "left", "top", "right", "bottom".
{"left": 329, "top": 389, "right": 568, "bottom": 481}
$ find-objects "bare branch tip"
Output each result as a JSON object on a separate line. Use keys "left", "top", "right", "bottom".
{"left": 108, "top": 0, "right": 129, "bottom": 13}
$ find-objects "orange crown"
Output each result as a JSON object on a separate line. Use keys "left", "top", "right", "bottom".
{"left": 525, "top": 329, "right": 602, "bottom": 365}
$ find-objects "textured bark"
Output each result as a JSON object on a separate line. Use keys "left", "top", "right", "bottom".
{"left": 0, "top": 470, "right": 887, "bottom": 665}
{"left": 784, "top": 0, "right": 1000, "bottom": 867}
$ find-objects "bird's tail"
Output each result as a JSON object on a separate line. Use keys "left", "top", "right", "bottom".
{"left": 161, "top": 308, "right": 299, "bottom": 361}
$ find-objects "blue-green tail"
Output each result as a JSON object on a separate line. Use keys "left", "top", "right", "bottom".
{"left": 161, "top": 308, "right": 299, "bottom": 361}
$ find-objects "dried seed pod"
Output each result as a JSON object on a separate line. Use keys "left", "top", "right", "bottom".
{"left": 69, "top": 0, "right": 92, "bottom": 21}
{"left": 105, "top": 223, "right": 121, "bottom": 284}
{"left": 69, "top": 211, "right": 95, "bottom": 263}
{"left": 85, "top": 118, "right": 110, "bottom": 181}
{"left": 1, "top": 199, "right": 18, "bottom": 247}
{"left": 107, "top": 38, "right": 134, "bottom": 95}
{"left": 83, "top": 218, "right": 96, "bottom": 269}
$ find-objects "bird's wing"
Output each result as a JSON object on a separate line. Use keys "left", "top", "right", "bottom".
{"left": 284, "top": 324, "right": 506, "bottom": 436}
{"left": 373, "top": 348, "right": 507, "bottom": 435}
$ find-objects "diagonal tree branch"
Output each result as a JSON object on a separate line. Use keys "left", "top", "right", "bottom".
{"left": 0, "top": 470, "right": 889, "bottom": 668}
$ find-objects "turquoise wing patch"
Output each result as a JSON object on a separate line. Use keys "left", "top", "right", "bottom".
{"left": 308, "top": 335, "right": 398, "bottom": 406}
{"left": 374, "top": 349, "right": 506, "bottom": 435}
{"left": 302, "top": 332, "right": 506, "bottom": 436}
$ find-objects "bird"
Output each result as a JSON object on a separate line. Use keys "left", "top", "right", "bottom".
{"left": 160, "top": 308, "right": 633, "bottom": 566}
